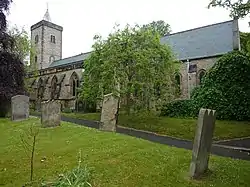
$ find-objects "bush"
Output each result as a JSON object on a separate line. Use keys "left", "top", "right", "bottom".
{"left": 161, "top": 51, "right": 250, "bottom": 121}
{"left": 191, "top": 51, "right": 250, "bottom": 121}
{"left": 160, "top": 99, "right": 198, "bottom": 118}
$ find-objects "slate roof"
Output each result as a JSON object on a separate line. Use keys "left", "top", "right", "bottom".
{"left": 160, "top": 19, "right": 238, "bottom": 61}
{"left": 48, "top": 20, "right": 238, "bottom": 69}
{"left": 49, "top": 52, "right": 91, "bottom": 68}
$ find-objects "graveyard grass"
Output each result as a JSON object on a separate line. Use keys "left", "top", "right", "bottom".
{"left": 62, "top": 112, "right": 250, "bottom": 141}
{"left": 0, "top": 118, "right": 250, "bottom": 187}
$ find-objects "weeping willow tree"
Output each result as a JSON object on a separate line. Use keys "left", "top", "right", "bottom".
{"left": 80, "top": 24, "right": 177, "bottom": 114}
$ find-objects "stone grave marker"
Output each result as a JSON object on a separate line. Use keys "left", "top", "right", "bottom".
{"left": 41, "top": 100, "right": 61, "bottom": 128}
{"left": 99, "top": 93, "right": 119, "bottom": 132}
{"left": 11, "top": 95, "right": 29, "bottom": 121}
{"left": 189, "top": 108, "right": 216, "bottom": 179}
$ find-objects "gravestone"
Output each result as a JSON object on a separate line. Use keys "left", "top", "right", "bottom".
{"left": 99, "top": 93, "right": 119, "bottom": 132}
{"left": 41, "top": 100, "right": 61, "bottom": 128}
{"left": 11, "top": 95, "right": 29, "bottom": 121}
{"left": 189, "top": 108, "right": 216, "bottom": 179}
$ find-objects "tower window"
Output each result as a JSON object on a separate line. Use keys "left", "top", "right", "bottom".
{"left": 49, "top": 56, "right": 55, "bottom": 63}
{"left": 35, "top": 35, "right": 39, "bottom": 44}
{"left": 50, "top": 35, "right": 56, "bottom": 43}
{"left": 35, "top": 56, "right": 37, "bottom": 63}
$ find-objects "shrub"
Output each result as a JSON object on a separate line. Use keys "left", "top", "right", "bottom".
{"left": 191, "top": 51, "right": 250, "bottom": 120}
{"left": 161, "top": 51, "right": 250, "bottom": 120}
{"left": 160, "top": 99, "right": 198, "bottom": 118}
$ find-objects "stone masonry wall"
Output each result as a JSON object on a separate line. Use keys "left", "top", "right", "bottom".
{"left": 31, "top": 27, "right": 43, "bottom": 70}
{"left": 179, "top": 57, "right": 218, "bottom": 99}
{"left": 30, "top": 56, "right": 218, "bottom": 109}
{"left": 43, "top": 25, "right": 63, "bottom": 66}
{"left": 31, "top": 21, "right": 63, "bottom": 70}
{"left": 31, "top": 68, "right": 83, "bottom": 109}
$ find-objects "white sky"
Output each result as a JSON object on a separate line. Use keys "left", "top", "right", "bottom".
{"left": 7, "top": 0, "right": 250, "bottom": 59}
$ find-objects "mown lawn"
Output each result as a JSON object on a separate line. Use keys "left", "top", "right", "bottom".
{"left": 0, "top": 118, "right": 250, "bottom": 187}
{"left": 62, "top": 112, "right": 250, "bottom": 141}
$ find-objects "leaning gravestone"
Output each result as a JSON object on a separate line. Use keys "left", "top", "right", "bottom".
{"left": 189, "top": 108, "right": 216, "bottom": 179}
{"left": 11, "top": 95, "right": 29, "bottom": 121}
{"left": 99, "top": 93, "right": 119, "bottom": 132}
{"left": 41, "top": 100, "right": 61, "bottom": 128}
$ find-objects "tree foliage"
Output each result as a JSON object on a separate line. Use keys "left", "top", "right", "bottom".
{"left": 191, "top": 51, "right": 250, "bottom": 120}
{"left": 240, "top": 31, "right": 250, "bottom": 55}
{"left": 8, "top": 25, "right": 30, "bottom": 61}
{"left": 142, "top": 20, "right": 171, "bottom": 36}
{"left": 7, "top": 26, "right": 39, "bottom": 94}
{"left": 162, "top": 51, "right": 250, "bottom": 121}
{"left": 208, "top": 0, "right": 250, "bottom": 18}
{"left": 0, "top": 0, "right": 26, "bottom": 117}
{"left": 0, "top": 0, "right": 12, "bottom": 31}
{"left": 80, "top": 24, "right": 176, "bottom": 113}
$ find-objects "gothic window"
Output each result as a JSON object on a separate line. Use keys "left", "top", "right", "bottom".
{"left": 35, "top": 35, "right": 39, "bottom": 44}
{"left": 50, "top": 35, "right": 56, "bottom": 43}
{"left": 175, "top": 73, "right": 181, "bottom": 96}
{"left": 49, "top": 56, "right": 55, "bottom": 63}
{"left": 70, "top": 72, "right": 79, "bottom": 97}
{"left": 51, "top": 76, "right": 58, "bottom": 99}
{"left": 198, "top": 69, "right": 206, "bottom": 85}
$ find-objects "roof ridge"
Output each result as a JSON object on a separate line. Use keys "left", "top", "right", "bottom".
{"left": 52, "top": 51, "right": 92, "bottom": 63}
{"left": 162, "top": 19, "right": 234, "bottom": 38}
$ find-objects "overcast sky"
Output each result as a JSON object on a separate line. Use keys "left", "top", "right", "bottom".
{"left": 7, "top": 0, "right": 250, "bottom": 58}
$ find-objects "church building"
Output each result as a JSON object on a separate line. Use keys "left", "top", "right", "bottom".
{"left": 28, "top": 8, "right": 240, "bottom": 110}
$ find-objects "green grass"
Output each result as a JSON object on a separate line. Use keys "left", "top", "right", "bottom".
{"left": 62, "top": 112, "right": 250, "bottom": 141}
{"left": 1, "top": 118, "right": 250, "bottom": 187}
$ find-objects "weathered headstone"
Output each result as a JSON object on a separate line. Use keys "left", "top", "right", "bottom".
{"left": 99, "top": 93, "right": 119, "bottom": 132}
{"left": 41, "top": 100, "right": 61, "bottom": 128}
{"left": 11, "top": 95, "right": 29, "bottom": 121}
{"left": 189, "top": 108, "right": 216, "bottom": 179}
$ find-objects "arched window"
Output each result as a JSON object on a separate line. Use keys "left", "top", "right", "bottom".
{"left": 35, "top": 56, "right": 38, "bottom": 63}
{"left": 35, "top": 35, "right": 39, "bottom": 44}
{"left": 70, "top": 72, "right": 79, "bottom": 97}
{"left": 49, "top": 56, "right": 55, "bottom": 63}
{"left": 51, "top": 76, "right": 58, "bottom": 99}
{"left": 198, "top": 69, "right": 206, "bottom": 85}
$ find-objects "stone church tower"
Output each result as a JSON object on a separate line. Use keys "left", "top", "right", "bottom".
{"left": 30, "top": 7, "right": 63, "bottom": 70}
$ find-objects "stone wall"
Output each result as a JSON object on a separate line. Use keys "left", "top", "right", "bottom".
{"left": 43, "top": 25, "right": 63, "bottom": 65}
{"left": 179, "top": 57, "right": 218, "bottom": 98}
{"left": 30, "top": 56, "right": 218, "bottom": 109}
{"left": 31, "top": 26, "right": 43, "bottom": 69}
{"left": 31, "top": 68, "right": 83, "bottom": 109}
{"left": 31, "top": 20, "right": 63, "bottom": 70}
